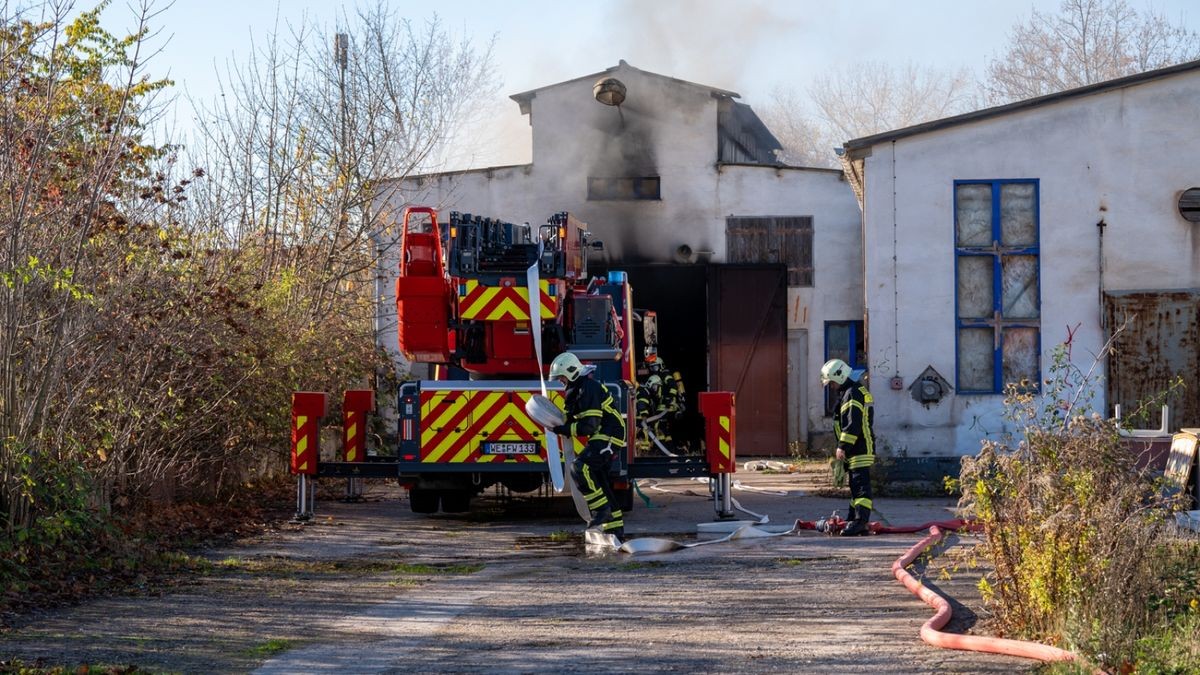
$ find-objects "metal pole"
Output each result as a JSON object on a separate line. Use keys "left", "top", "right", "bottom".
{"left": 712, "top": 473, "right": 733, "bottom": 520}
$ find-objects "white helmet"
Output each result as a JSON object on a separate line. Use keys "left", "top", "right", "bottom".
{"left": 820, "top": 358, "right": 851, "bottom": 386}
{"left": 549, "top": 352, "right": 586, "bottom": 381}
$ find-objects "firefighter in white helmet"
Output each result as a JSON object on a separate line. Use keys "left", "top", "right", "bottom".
{"left": 821, "top": 358, "right": 875, "bottom": 536}
{"left": 549, "top": 352, "right": 627, "bottom": 541}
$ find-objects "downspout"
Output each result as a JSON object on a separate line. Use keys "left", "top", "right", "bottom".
{"left": 891, "top": 141, "right": 900, "bottom": 380}
{"left": 1097, "top": 217, "right": 1107, "bottom": 330}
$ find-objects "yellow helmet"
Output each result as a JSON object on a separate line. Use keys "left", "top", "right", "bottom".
{"left": 549, "top": 352, "right": 585, "bottom": 381}
{"left": 820, "top": 358, "right": 851, "bottom": 386}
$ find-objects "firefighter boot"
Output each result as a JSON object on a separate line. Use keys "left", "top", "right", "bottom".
{"left": 588, "top": 506, "right": 613, "bottom": 530}
{"left": 840, "top": 519, "right": 870, "bottom": 536}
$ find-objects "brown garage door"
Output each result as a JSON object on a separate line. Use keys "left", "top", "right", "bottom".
{"left": 709, "top": 265, "right": 788, "bottom": 456}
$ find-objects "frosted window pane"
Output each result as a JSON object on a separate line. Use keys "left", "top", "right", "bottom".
{"left": 1000, "top": 183, "right": 1036, "bottom": 246}
{"left": 956, "top": 184, "right": 993, "bottom": 247}
{"left": 1002, "top": 328, "right": 1039, "bottom": 387}
{"left": 957, "top": 256, "right": 993, "bottom": 319}
{"left": 1002, "top": 256, "right": 1039, "bottom": 319}
{"left": 958, "top": 328, "right": 994, "bottom": 391}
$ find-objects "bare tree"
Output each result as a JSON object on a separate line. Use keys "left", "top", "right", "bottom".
{"left": 190, "top": 5, "right": 496, "bottom": 320}
{"left": 984, "top": 0, "right": 1200, "bottom": 104}
{"left": 763, "top": 62, "right": 975, "bottom": 168}
{"left": 758, "top": 87, "right": 839, "bottom": 169}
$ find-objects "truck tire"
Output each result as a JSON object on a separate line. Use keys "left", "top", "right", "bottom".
{"left": 440, "top": 490, "right": 472, "bottom": 513}
{"left": 409, "top": 488, "right": 440, "bottom": 514}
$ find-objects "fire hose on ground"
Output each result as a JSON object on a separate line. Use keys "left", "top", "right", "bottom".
{"left": 889, "top": 522, "right": 1089, "bottom": 669}
{"left": 597, "top": 479, "right": 1092, "bottom": 670}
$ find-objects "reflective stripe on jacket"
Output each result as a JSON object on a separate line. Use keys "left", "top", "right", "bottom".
{"left": 834, "top": 384, "right": 875, "bottom": 469}
{"left": 564, "top": 376, "right": 627, "bottom": 449}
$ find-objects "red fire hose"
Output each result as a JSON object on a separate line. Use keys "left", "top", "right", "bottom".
{"left": 891, "top": 523, "right": 1084, "bottom": 666}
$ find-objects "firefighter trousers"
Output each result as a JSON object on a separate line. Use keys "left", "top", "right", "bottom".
{"left": 847, "top": 466, "right": 873, "bottom": 522}
{"left": 571, "top": 442, "right": 624, "bottom": 536}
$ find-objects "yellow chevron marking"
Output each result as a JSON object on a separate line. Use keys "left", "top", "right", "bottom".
{"left": 347, "top": 421, "right": 357, "bottom": 443}
{"left": 459, "top": 281, "right": 557, "bottom": 320}
{"left": 296, "top": 415, "right": 308, "bottom": 431}
{"left": 719, "top": 416, "right": 729, "bottom": 433}
{"left": 426, "top": 391, "right": 499, "bottom": 462}
{"left": 719, "top": 436, "right": 730, "bottom": 459}
{"left": 422, "top": 392, "right": 471, "bottom": 437}
{"left": 298, "top": 461, "right": 308, "bottom": 471}
{"left": 297, "top": 435, "right": 307, "bottom": 455}
{"left": 486, "top": 296, "right": 526, "bottom": 321}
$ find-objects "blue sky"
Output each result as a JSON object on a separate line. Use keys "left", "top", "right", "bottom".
{"left": 96, "top": 0, "right": 1200, "bottom": 169}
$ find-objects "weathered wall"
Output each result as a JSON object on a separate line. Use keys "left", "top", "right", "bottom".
{"left": 858, "top": 71, "right": 1200, "bottom": 456}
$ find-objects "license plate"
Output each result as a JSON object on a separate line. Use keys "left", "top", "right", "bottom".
{"left": 483, "top": 441, "right": 538, "bottom": 455}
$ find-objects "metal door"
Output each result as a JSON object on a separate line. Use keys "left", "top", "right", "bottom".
{"left": 709, "top": 265, "right": 788, "bottom": 456}
{"left": 1105, "top": 291, "right": 1200, "bottom": 429}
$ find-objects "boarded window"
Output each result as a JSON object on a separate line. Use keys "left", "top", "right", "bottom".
{"left": 954, "top": 180, "right": 1041, "bottom": 394}
{"left": 726, "top": 216, "right": 813, "bottom": 286}
{"left": 587, "top": 176, "right": 661, "bottom": 201}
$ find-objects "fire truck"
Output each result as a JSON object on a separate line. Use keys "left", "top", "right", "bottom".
{"left": 288, "top": 207, "right": 737, "bottom": 517}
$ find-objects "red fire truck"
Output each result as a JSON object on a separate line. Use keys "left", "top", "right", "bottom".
{"left": 288, "top": 207, "right": 736, "bottom": 517}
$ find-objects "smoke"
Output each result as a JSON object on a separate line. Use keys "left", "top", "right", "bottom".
{"left": 607, "top": 0, "right": 800, "bottom": 92}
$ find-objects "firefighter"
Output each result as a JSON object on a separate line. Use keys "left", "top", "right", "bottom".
{"left": 634, "top": 372, "right": 664, "bottom": 454}
{"left": 548, "top": 352, "right": 626, "bottom": 541}
{"left": 821, "top": 358, "right": 875, "bottom": 536}
{"left": 644, "top": 346, "right": 685, "bottom": 449}
{"left": 645, "top": 347, "right": 684, "bottom": 418}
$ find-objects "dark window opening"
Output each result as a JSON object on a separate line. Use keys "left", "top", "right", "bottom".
{"left": 824, "top": 320, "right": 865, "bottom": 416}
{"left": 726, "top": 215, "right": 813, "bottom": 286}
{"left": 587, "top": 176, "right": 661, "bottom": 201}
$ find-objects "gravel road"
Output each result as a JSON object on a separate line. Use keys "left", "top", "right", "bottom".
{"left": 0, "top": 466, "right": 1034, "bottom": 673}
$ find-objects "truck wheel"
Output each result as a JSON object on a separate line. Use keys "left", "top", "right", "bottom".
{"left": 440, "top": 490, "right": 472, "bottom": 513}
{"left": 409, "top": 488, "right": 440, "bottom": 514}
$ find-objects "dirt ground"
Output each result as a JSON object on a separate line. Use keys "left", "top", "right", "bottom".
{"left": 0, "top": 463, "right": 1034, "bottom": 674}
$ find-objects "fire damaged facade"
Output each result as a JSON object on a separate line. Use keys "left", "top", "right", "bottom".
{"left": 842, "top": 59, "right": 1200, "bottom": 457}
{"left": 377, "top": 61, "right": 863, "bottom": 455}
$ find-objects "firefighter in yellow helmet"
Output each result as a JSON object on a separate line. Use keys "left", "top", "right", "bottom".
{"left": 821, "top": 358, "right": 875, "bottom": 536}
{"left": 549, "top": 352, "right": 627, "bottom": 541}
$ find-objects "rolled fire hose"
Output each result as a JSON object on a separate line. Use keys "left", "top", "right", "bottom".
{"left": 526, "top": 248, "right": 564, "bottom": 493}
{"left": 525, "top": 249, "right": 590, "bottom": 521}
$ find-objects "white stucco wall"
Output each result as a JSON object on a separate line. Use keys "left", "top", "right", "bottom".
{"left": 857, "top": 70, "right": 1200, "bottom": 457}
{"left": 374, "top": 63, "right": 865, "bottom": 444}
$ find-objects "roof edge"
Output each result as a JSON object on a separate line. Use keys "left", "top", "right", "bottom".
{"left": 377, "top": 163, "right": 533, "bottom": 185}
{"left": 844, "top": 58, "right": 1200, "bottom": 154}
{"left": 509, "top": 60, "right": 740, "bottom": 112}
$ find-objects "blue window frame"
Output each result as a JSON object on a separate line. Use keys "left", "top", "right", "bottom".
{"left": 953, "top": 179, "right": 1041, "bottom": 394}
{"left": 824, "top": 320, "right": 865, "bottom": 415}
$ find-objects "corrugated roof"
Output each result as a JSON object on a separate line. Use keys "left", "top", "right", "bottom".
{"left": 844, "top": 58, "right": 1200, "bottom": 156}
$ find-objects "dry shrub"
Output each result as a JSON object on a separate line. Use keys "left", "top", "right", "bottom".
{"left": 957, "top": 344, "right": 1196, "bottom": 671}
